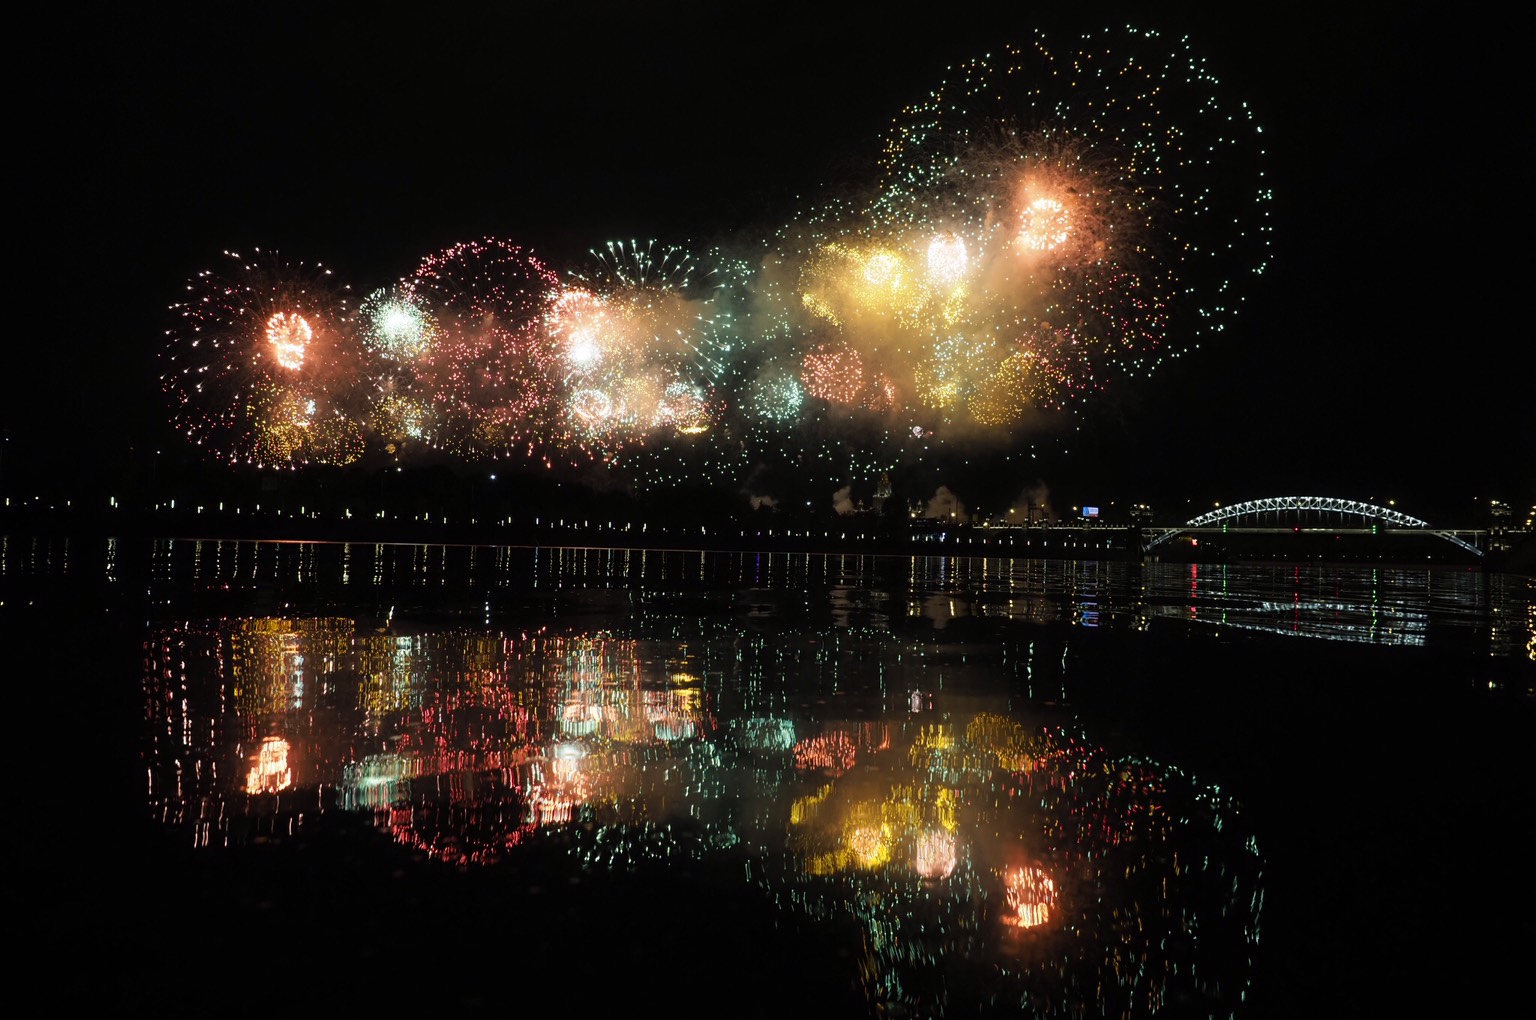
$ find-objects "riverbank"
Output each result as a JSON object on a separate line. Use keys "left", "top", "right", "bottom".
{"left": 1, "top": 502, "right": 1140, "bottom": 559}
{"left": 4, "top": 502, "right": 1530, "bottom": 570}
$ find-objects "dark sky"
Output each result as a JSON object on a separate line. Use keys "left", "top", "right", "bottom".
{"left": 10, "top": 4, "right": 1529, "bottom": 523}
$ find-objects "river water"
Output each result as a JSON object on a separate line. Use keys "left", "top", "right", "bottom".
{"left": 7, "top": 535, "right": 1531, "bottom": 1018}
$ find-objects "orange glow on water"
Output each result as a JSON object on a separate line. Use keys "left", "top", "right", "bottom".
{"left": 1003, "top": 864, "right": 1057, "bottom": 928}
{"left": 245, "top": 736, "right": 293, "bottom": 793}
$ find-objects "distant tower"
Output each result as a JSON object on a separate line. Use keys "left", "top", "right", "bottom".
{"left": 873, "top": 472, "right": 892, "bottom": 512}
{"left": 1489, "top": 499, "right": 1513, "bottom": 553}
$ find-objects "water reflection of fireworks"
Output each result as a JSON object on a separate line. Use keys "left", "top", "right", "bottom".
{"left": 145, "top": 599, "right": 1264, "bottom": 1018}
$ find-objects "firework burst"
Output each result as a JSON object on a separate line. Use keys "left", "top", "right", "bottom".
{"left": 735, "top": 24, "right": 1269, "bottom": 472}
{"left": 545, "top": 239, "right": 747, "bottom": 489}
{"left": 869, "top": 25, "right": 1270, "bottom": 383}
{"left": 160, "top": 25, "right": 1269, "bottom": 496}
{"left": 358, "top": 285, "right": 440, "bottom": 363}
{"left": 160, "top": 248, "right": 365, "bottom": 467}
{"left": 398, "top": 238, "right": 563, "bottom": 462}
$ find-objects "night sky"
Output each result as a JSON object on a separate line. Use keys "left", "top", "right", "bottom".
{"left": 10, "top": 4, "right": 1529, "bottom": 525}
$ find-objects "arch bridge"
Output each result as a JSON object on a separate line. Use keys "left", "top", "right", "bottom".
{"left": 1143, "top": 496, "right": 1483, "bottom": 557}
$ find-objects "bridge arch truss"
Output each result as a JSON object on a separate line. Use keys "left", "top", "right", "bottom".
{"left": 1185, "top": 497, "right": 1427, "bottom": 529}
{"left": 1144, "top": 496, "right": 1482, "bottom": 556}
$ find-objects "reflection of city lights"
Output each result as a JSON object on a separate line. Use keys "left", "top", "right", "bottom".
{"left": 648, "top": 690, "right": 698, "bottom": 740}
{"left": 340, "top": 754, "right": 417, "bottom": 809}
{"left": 912, "top": 828, "right": 957, "bottom": 879}
{"left": 847, "top": 823, "right": 891, "bottom": 869}
{"left": 245, "top": 736, "right": 293, "bottom": 793}
{"left": 560, "top": 700, "right": 603, "bottom": 736}
{"left": 526, "top": 744, "right": 591, "bottom": 827}
{"left": 739, "top": 717, "right": 796, "bottom": 751}
{"left": 1003, "top": 865, "right": 1057, "bottom": 928}
{"left": 530, "top": 788, "right": 576, "bottom": 826}
{"left": 145, "top": 612, "right": 1269, "bottom": 1020}
{"left": 793, "top": 732, "right": 858, "bottom": 774}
